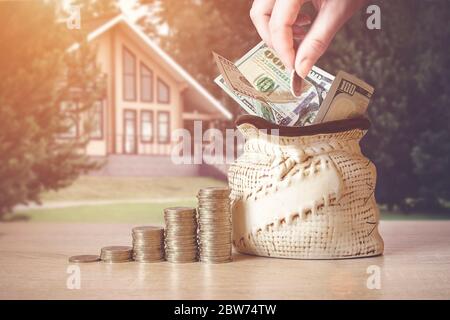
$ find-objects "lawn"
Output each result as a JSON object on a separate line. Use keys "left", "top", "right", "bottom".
{"left": 10, "top": 202, "right": 196, "bottom": 224}
{"left": 3, "top": 176, "right": 225, "bottom": 223}
{"left": 40, "top": 176, "right": 227, "bottom": 202}
{"left": 4, "top": 176, "right": 449, "bottom": 223}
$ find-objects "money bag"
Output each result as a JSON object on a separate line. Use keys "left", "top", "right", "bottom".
{"left": 228, "top": 115, "right": 384, "bottom": 259}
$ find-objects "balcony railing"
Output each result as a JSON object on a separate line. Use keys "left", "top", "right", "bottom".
{"left": 106, "top": 134, "right": 243, "bottom": 160}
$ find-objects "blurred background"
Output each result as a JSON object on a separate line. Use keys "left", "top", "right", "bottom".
{"left": 0, "top": 0, "right": 449, "bottom": 224}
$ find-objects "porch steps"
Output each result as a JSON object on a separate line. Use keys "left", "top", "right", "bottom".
{"left": 89, "top": 154, "right": 229, "bottom": 180}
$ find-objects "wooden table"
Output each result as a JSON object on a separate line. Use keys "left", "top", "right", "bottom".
{"left": 0, "top": 221, "right": 449, "bottom": 299}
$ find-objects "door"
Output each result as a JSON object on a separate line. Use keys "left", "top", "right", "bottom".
{"left": 123, "top": 109, "right": 137, "bottom": 154}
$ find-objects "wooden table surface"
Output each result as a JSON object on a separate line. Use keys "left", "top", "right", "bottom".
{"left": 0, "top": 221, "right": 449, "bottom": 300}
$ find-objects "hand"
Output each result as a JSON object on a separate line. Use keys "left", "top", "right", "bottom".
{"left": 250, "top": 0, "right": 365, "bottom": 78}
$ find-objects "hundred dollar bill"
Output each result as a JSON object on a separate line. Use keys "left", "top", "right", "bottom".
{"left": 313, "top": 71, "right": 374, "bottom": 124}
{"left": 214, "top": 41, "right": 334, "bottom": 126}
{"left": 213, "top": 52, "right": 295, "bottom": 104}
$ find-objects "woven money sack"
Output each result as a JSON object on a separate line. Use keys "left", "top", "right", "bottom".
{"left": 228, "top": 115, "right": 384, "bottom": 259}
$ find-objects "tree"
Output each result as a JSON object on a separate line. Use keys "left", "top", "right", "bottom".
{"left": 323, "top": 0, "right": 450, "bottom": 210}
{"left": 140, "top": 0, "right": 450, "bottom": 211}
{"left": 139, "top": 0, "right": 260, "bottom": 118}
{"left": 70, "top": 0, "right": 120, "bottom": 19}
{"left": 0, "top": 1, "right": 105, "bottom": 217}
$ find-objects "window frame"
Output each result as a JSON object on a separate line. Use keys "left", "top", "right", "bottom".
{"left": 123, "top": 108, "right": 138, "bottom": 154}
{"left": 122, "top": 46, "right": 137, "bottom": 102}
{"left": 89, "top": 100, "right": 104, "bottom": 140}
{"left": 157, "top": 77, "right": 170, "bottom": 104}
{"left": 59, "top": 101, "right": 79, "bottom": 139}
{"left": 140, "top": 109, "right": 154, "bottom": 144}
{"left": 140, "top": 62, "right": 154, "bottom": 103}
{"left": 157, "top": 111, "right": 171, "bottom": 144}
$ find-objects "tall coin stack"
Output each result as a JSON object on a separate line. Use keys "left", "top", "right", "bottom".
{"left": 100, "top": 246, "right": 133, "bottom": 263}
{"left": 197, "top": 187, "right": 232, "bottom": 263}
{"left": 164, "top": 207, "right": 198, "bottom": 263}
{"left": 132, "top": 226, "right": 165, "bottom": 263}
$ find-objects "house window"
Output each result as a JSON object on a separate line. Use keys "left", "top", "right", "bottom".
{"left": 141, "top": 110, "right": 153, "bottom": 143}
{"left": 140, "top": 63, "right": 153, "bottom": 102}
{"left": 123, "top": 47, "right": 136, "bottom": 101}
{"left": 157, "top": 78, "right": 170, "bottom": 103}
{"left": 157, "top": 111, "right": 170, "bottom": 143}
{"left": 90, "top": 101, "right": 103, "bottom": 139}
{"left": 123, "top": 109, "right": 137, "bottom": 154}
{"left": 60, "top": 101, "right": 78, "bottom": 138}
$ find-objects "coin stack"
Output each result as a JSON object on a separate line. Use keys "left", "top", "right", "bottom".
{"left": 132, "top": 226, "right": 165, "bottom": 263}
{"left": 100, "top": 246, "right": 133, "bottom": 263}
{"left": 164, "top": 207, "right": 198, "bottom": 263}
{"left": 197, "top": 187, "right": 232, "bottom": 263}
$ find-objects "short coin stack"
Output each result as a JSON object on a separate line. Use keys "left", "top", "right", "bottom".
{"left": 100, "top": 246, "right": 133, "bottom": 263}
{"left": 132, "top": 226, "right": 165, "bottom": 263}
{"left": 197, "top": 187, "right": 232, "bottom": 263}
{"left": 164, "top": 207, "right": 198, "bottom": 263}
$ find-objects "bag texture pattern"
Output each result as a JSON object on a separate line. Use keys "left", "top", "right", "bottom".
{"left": 228, "top": 115, "right": 384, "bottom": 259}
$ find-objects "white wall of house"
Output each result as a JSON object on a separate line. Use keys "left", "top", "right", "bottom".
{"left": 85, "top": 31, "right": 112, "bottom": 156}
{"left": 112, "top": 26, "right": 185, "bottom": 156}
{"left": 84, "top": 24, "right": 188, "bottom": 157}
{"left": 80, "top": 19, "right": 228, "bottom": 159}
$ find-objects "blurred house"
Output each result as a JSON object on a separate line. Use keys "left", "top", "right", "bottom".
{"left": 66, "top": 14, "right": 232, "bottom": 177}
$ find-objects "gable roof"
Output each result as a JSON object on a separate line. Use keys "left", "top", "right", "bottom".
{"left": 68, "top": 14, "right": 232, "bottom": 120}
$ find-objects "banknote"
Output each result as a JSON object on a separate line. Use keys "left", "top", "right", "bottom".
{"left": 313, "top": 71, "right": 374, "bottom": 124}
{"left": 214, "top": 41, "right": 334, "bottom": 126}
{"left": 213, "top": 52, "right": 295, "bottom": 104}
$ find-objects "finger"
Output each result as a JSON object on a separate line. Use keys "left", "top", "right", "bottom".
{"left": 269, "top": 0, "right": 304, "bottom": 70}
{"left": 294, "top": 13, "right": 311, "bottom": 27}
{"left": 293, "top": 14, "right": 310, "bottom": 41}
{"left": 250, "top": 0, "right": 276, "bottom": 47}
{"left": 294, "top": 2, "right": 356, "bottom": 78}
{"left": 292, "top": 26, "right": 307, "bottom": 40}
{"left": 290, "top": 69, "right": 304, "bottom": 97}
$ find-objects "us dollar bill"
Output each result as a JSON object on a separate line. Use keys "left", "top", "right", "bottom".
{"left": 313, "top": 71, "right": 374, "bottom": 124}
{"left": 214, "top": 41, "right": 334, "bottom": 126}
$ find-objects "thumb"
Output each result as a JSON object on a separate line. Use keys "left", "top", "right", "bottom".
{"left": 294, "top": 3, "right": 350, "bottom": 78}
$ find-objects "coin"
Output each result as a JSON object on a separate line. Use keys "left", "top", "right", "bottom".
{"left": 200, "top": 256, "right": 233, "bottom": 264}
{"left": 164, "top": 206, "right": 198, "bottom": 263}
{"left": 101, "top": 245, "right": 132, "bottom": 252}
{"left": 68, "top": 255, "right": 101, "bottom": 263}
{"left": 132, "top": 226, "right": 164, "bottom": 233}
{"left": 197, "top": 187, "right": 232, "bottom": 264}
{"left": 198, "top": 187, "right": 230, "bottom": 194}
{"left": 132, "top": 225, "right": 166, "bottom": 263}
{"left": 100, "top": 246, "right": 133, "bottom": 263}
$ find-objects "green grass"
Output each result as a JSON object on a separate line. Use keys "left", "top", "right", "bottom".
{"left": 3, "top": 176, "right": 225, "bottom": 223}
{"left": 6, "top": 205, "right": 448, "bottom": 223}
{"left": 380, "top": 211, "right": 450, "bottom": 220}
{"left": 6, "top": 201, "right": 197, "bottom": 223}
{"left": 4, "top": 175, "right": 449, "bottom": 223}
{"left": 41, "top": 176, "right": 227, "bottom": 202}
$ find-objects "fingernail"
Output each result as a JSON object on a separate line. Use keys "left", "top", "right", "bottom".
{"left": 298, "top": 60, "right": 311, "bottom": 79}
{"left": 290, "top": 70, "right": 303, "bottom": 97}
{"left": 295, "top": 20, "right": 311, "bottom": 27}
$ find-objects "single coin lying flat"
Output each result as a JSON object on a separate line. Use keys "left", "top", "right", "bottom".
{"left": 68, "top": 255, "right": 101, "bottom": 263}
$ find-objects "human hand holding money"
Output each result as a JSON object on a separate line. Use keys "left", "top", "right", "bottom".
{"left": 214, "top": 42, "right": 373, "bottom": 126}
{"left": 249, "top": 0, "right": 366, "bottom": 79}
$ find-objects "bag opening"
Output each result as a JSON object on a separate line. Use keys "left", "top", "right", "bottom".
{"left": 235, "top": 115, "right": 371, "bottom": 137}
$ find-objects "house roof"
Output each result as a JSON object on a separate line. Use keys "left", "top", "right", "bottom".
{"left": 81, "top": 12, "right": 122, "bottom": 34}
{"left": 68, "top": 14, "right": 232, "bottom": 120}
